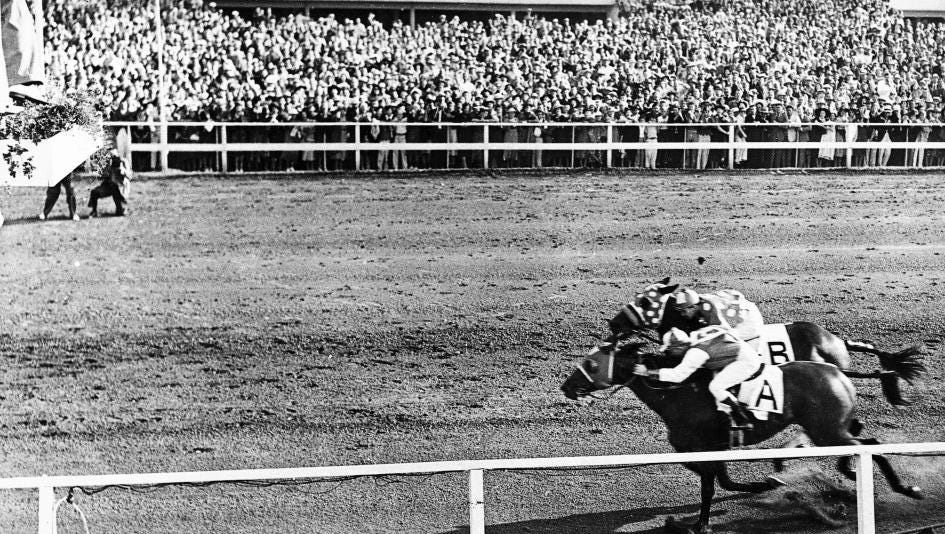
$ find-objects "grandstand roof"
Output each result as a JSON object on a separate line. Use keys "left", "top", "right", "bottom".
{"left": 890, "top": 0, "right": 945, "bottom": 17}
{"left": 215, "top": 0, "right": 616, "bottom": 13}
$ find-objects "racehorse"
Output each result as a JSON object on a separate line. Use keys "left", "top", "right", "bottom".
{"left": 607, "top": 278, "right": 925, "bottom": 405}
{"left": 560, "top": 341, "right": 924, "bottom": 534}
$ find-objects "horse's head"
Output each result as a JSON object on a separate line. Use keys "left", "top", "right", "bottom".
{"left": 560, "top": 342, "right": 648, "bottom": 400}
{"left": 608, "top": 277, "right": 678, "bottom": 338}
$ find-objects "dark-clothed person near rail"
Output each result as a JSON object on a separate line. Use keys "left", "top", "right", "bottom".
{"left": 88, "top": 154, "right": 131, "bottom": 217}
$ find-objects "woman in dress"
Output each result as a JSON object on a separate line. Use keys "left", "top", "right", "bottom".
{"left": 815, "top": 107, "right": 835, "bottom": 167}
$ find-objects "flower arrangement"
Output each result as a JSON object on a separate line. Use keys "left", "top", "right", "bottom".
{"left": 0, "top": 87, "right": 109, "bottom": 182}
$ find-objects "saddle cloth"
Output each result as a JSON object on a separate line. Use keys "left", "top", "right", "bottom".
{"left": 755, "top": 323, "right": 796, "bottom": 366}
{"left": 735, "top": 363, "right": 784, "bottom": 421}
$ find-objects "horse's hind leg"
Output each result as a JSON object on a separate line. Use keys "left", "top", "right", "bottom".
{"left": 857, "top": 438, "right": 924, "bottom": 499}
{"left": 717, "top": 462, "right": 784, "bottom": 492}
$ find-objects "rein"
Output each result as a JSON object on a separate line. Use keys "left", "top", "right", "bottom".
{"left": 583, "top": 338, "right": 685, "bottom": 401}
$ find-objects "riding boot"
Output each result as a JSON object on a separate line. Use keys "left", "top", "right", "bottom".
{"left": 720, "top": 397, "right": 754, "bottom": 431}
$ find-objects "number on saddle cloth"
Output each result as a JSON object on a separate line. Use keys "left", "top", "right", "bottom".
{"left": 734, "top": 364, "right": 784, "bottom": 418}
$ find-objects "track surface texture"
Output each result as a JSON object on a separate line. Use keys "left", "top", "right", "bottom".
{"left": 1, "top": 170, "right": 945, "bottom": 534}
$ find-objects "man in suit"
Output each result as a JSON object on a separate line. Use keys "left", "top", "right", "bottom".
{"left": 0, "top": 0, "right": 47, "bottom": 110}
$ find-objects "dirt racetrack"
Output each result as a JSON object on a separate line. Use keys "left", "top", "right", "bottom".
{"left": 1, "top": 170, "right": 945, "bottom": 534}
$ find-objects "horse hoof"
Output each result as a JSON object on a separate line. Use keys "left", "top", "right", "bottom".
{"left": 904, "top": 486, "right": 924, "bottom": 500}
{"left": 766, "top": 475, "right": 788, "bottom": 489}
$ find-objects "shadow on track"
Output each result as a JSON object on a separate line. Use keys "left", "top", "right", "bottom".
{"left": 441, "top": 496, "right": 750, "bottom": 534}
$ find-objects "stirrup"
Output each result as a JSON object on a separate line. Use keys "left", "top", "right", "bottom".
{"left": 729, "top": 425, "right": 753, "bottom": 448}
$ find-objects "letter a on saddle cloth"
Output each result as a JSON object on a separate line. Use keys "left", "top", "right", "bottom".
{"left": 727, "top": 363, "right": 784, "bottom": 421}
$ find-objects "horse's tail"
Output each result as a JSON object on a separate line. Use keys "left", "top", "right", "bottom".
{"left": 844, "top": 340, "right": 926, "bottom": 384}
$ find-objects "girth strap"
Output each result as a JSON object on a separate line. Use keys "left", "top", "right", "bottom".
{"left": 744, "top": 363, "right": 765, "bottom": 382}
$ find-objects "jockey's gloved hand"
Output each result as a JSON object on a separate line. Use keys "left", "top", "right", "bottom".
{"left": 633, "top": 364, "right": 649, "bottom": 376}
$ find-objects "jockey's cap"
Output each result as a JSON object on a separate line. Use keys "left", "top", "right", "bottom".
{"left": 660, "top": 327, "right": 691, "bottom": 352}
{"left": 674, "top": 288, "right": 700, "bottom": 307}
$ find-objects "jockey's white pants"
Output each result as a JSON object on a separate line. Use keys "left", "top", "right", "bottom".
{"left": 709, "top": 359, "right": 761, "bottom": 409}
{"left": 731, "top": 301, "right": 764, "bottom": 352}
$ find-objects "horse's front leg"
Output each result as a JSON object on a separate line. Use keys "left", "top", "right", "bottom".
{"left": 697, "top": 471, "right": 716, "bottom": 533}
{"left": 665, "top": 469, "right": 716, "bottom": 534}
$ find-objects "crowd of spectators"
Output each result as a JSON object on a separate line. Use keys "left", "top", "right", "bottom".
{"left": 42, "top": 0, "right": 945, "bottom": 170}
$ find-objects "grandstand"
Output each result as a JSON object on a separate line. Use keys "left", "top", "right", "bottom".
{"left": 214, "top": 0, "right": 619, "bottom": 24}
{"left": 39, "top": 0, "right": 945, "bottom": 172}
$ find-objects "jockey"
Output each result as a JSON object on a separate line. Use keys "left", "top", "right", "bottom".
{"left": 673, "top": 288, "right": 731, "bottom": 330}
{"left": 673, "top": 288, "right": 763, "bottom": 350}
{"left": 632, "top": 326, "right": 762, "bottom": 431}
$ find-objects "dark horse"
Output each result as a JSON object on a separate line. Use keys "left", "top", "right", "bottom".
{"left": 560, "top": 342, "right": 924, "bottom": 533}
{"left": 607, "top": 278, "right": 925, "bottom": 405}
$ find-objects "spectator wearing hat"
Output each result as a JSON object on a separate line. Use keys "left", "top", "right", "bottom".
{"left": 929, "top": 108, "right": 945, "bottom": 167}
{"left": 770, "top": 100, "right": 791, "bottom": 168}
{"left": 853, "top": 104, "right": 872, "bottom": 167}
{"left": 744, "top": 101, "right": 768, "bottom": 169}
{"left": 708, "top": 104, "right": 730, "bottom": 169}
{"left": 909, "top": 107, "right": 932, "bottom": 167}
{"left": 695, "top": 102, "right": 713, "bottom": 170}
{"left": 797, "top": 105, "right": 814, "bottom": 168}
{"left": 642, "top": 110, "right": 660, "bottom": 170}
{"left": 814, "top": 107, "right": 835, "bottom": 167}
{"left": 732, "top": 102, "right": 749, "bottom": 168}
{"left": 873, "top": 103, "right": 896, "bottom": 167}
{"left": 376, "top": 108, "right": 394, "bottom": 171}
{"left": 889, "top": 103, "right": 908, "bottom": 166}
{"left": 834, "top": 107, "right": 853, "bottom": 167}
{"left": 391, "top": 107, "right": 409, "bottom": 170}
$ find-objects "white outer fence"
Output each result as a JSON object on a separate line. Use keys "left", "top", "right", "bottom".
{"left": 5, "top": 441, "right": 945, "bottom": 534}
{"left": 102, "top": 121, "right": 945, "bottom": 173}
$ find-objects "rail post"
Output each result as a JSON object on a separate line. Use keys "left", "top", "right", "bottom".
{"left": 354, "top": 123, "right": 361, "bottom": 171}
{"left": 483, "top": 125, "right": 489, "bottom": 169}
{"left": 605, "top": 123, "right": 613, "bottom": 168}
{"left": 37, "top": 482, "right": 54, "bottom": 534}
{"left": 570, "top": 126, "right": 576, "bottom": 168}
{"left": 159, "top": 121, "right": 169, "bottom": 171}
{"left": 845, "top": 123, "right": 853, "bottom": 169}
{"left": 220, "top": 123, "right": 228, "bottom": 173}
{"left": 728, "top": 124, "right": 735, "bottom": 170}
{"left": 857, "top": 452, "right": 875, "bottom": 534}
{"left": 469, "top": 469, "right": 485, "bottom": 534}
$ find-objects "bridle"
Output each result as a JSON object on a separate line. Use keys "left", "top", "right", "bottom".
{"left": 575, "top": 333, "right": 685, "bottom": 400}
